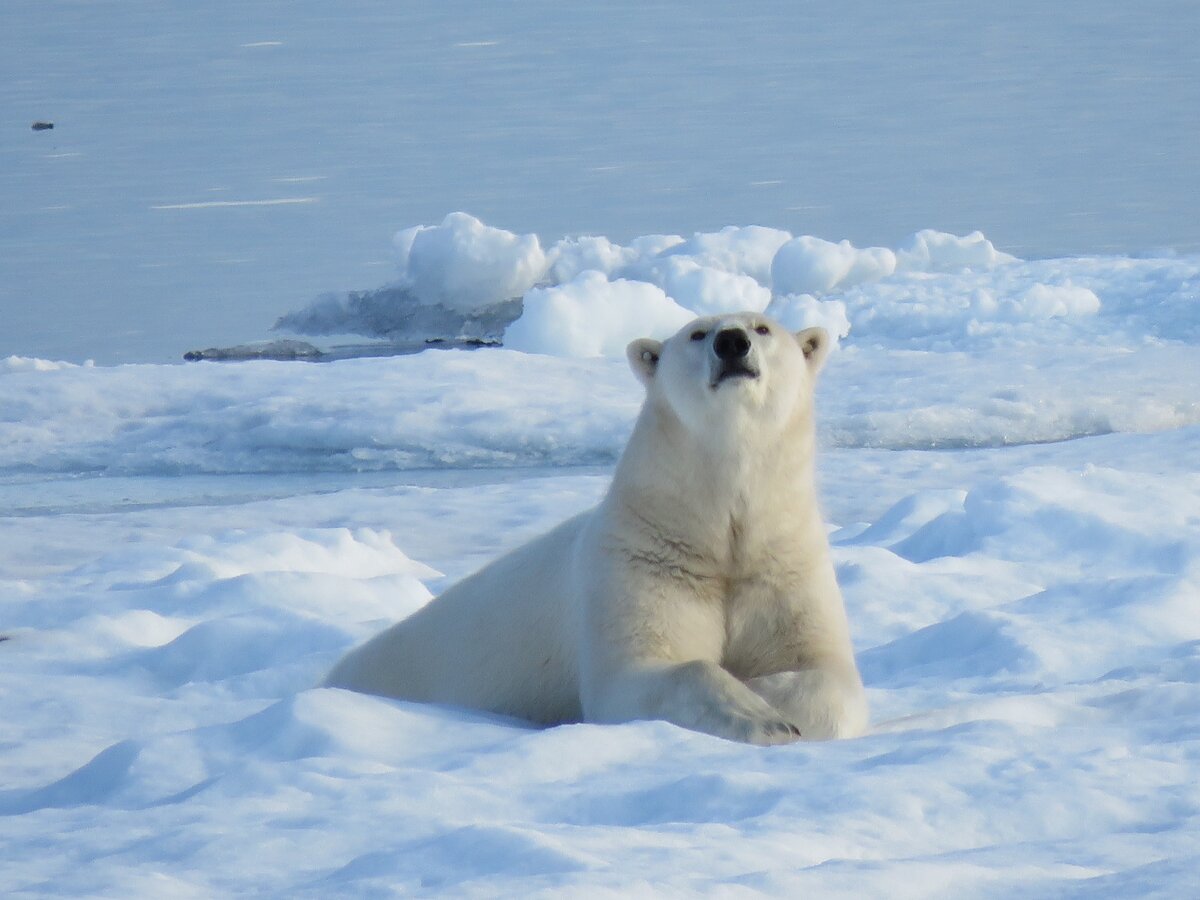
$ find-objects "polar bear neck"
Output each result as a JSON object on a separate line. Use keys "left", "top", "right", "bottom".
{"left": 606, "top": 398, "right": 826, "bottom": 572}
{"left": 620, "top": 392, "right": 818, "bottom": 481}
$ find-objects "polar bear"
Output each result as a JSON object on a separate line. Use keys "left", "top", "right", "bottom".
{"left": 326, "top": 313, "right": 867, "bottom": 744}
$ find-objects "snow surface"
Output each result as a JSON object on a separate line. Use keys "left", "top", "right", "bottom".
{"left": 4, "top": 2, "right": 1200, "bottom": 894}
{"left": 5, "top": 224, "right": 1196, "bottom": 473}
{"left": 3, "top": 232, "right": 1200, "bottom": 895}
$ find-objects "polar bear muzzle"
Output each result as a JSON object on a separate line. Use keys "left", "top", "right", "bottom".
{"left": 711, "top": 326, "right": 759, "bottom": 387}
{"left": 713, "top": 327, "right": 751, "bottom": 360}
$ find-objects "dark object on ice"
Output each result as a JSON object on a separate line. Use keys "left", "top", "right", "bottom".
{"left": 31, "top": 121, "right": 54, "bottom": 131}
{"left": 311, "top": 337, "right": 500, "bottom": 359}
{"left": 273, "top": 285, "right": 523, "bottom": 346}
{"left": 197, "top": 282, "right": 518, "bottom": 363}
{"left": 422, "top": 337, "right": 499, "bottom": 347}
{"left": 0, "top": 635, "right": 10, "bottom": 643}
{"left": 184, "top": 339, "right": 325, "bottom": 362}
{"left": 183, "top": 336, "right": 499, "bottom": 363}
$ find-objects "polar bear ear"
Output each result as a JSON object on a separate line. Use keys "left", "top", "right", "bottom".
{"left": 626, "top": 338, "right": 663, "bottom": 386}
{"left": 794, "top": 327, "right": 831, "bottom": 375}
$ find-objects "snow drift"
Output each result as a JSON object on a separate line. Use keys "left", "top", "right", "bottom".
{"left": 273, "top": 213, "right": 1195, "bottom": 362}
{"left": 10, "top": 220, "right": 1197, "bottom": 475}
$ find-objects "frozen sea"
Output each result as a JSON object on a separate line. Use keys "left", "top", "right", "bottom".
{"left": 3, "top": 2, "right": 1200, "bottom": 898}
{"left": 3, "top": 0, "right": 1199, "bottom": 363}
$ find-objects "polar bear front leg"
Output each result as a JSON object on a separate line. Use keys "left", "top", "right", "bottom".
{"left": 745, "top": 662, "right": 869, "bottom": 740}
{"left": 578, "top": 577, "right": 803, "bottom": 745}
{"left": 594, "top": 659, "right": 803, "bottom": 745}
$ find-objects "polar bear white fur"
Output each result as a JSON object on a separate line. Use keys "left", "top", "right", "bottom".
{"left": 326, "top": 313, "right": 867, "bottom": 744}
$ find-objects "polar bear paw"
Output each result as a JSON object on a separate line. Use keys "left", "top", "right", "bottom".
{"left": 723, "top": 712, "right": 803, "bottom": 746}
{"left": 745, "top": 666, "right": 869, "bottom": 741}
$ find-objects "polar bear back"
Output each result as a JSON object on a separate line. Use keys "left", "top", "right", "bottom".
{"left": 326, "top": 513, "right": 587, "bottom": 724}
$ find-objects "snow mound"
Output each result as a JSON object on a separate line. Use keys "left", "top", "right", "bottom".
{"left": 273, "top": 215, "right": 1031, "bottom": 353}
{"left": 273, "top": 214, "right": 1195, "bottom": 360}
{"left": 546, "top": 235, "right": 640, "bottom": 284}
{"left": 655, "top": 224, "right": 793, "bottom": 284}
{"left": 897, "top": 229, "right": 1017, "bottom": 272}
{"left": 394, "top": 212, "right": 548, "bottom": 312}
{"left": 642, "top": 256, "right": 773, "bottom": 316}
{"left": 771, "top": 236, "right": 898, "bottom": 295}
{"left": 172, "top": 527, "right": 442, "bottom": 582}
{"left": 1000, "top": 282, "right": 1101, "bottom": 320}
{"left": 504, "top": 272, "right": 694, "bottom": 358}
{"left": 764, "top": 294, "right": 852, "bottom": 340}
{"left": 2, "top": 356, "right": 88, "bottom": 372}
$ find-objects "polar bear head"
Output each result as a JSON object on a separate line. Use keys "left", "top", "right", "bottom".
{"left": 626, "top": 313, "right": 830, "bottom": 437}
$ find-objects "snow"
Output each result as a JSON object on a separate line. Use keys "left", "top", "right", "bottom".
{"left": 4, "top": 231, "right": 1200, "bottom": 895}
{"left": 4, "top": 1, "right": 1200, "bottom": 895}
{"left": 656, "top": 225, "right": 793, "bottom": 285}
{"left": 764, "top": 293, "right": 852, "bottom": 340}
{"left": 4, "top": 422, "right": 1200, "bottom": 895}
{"left": 504, "top": 272, "right": 694, "bottom": 358}
{"left": 4, "top": 229, "right": 1196, "bottom": 476}
{"left": 394, "top": 212, "right": 548, "bottom": 312}
{"left": 546, "top": 234, "right": 641, "bottom": 284}
{"left": 897, "top": 229, "right": 1019, "bottom": 273}
{"left": 772, "top": 236, "right": 898, "bottom": 295}
{"left": 649, "top": 256, "right": 774, "bottom": 317}
{"left": 270, "top": 216, "right": 1191, "bottom": 356}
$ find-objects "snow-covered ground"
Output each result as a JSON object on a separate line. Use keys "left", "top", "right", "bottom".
{"left": 3, "top": 219, "right": 1200, "bottom": 894}
{"left": 4, "top": 2, "right": 1200, "bottom": 896}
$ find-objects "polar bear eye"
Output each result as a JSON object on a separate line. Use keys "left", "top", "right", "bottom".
{"left": 690, "top": 330, "right": 708, "bottom": 342}
{"left": 754, "top": 324, "right": 771, "bottom": 336}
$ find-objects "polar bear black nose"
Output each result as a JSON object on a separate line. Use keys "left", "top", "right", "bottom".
{"left": 713, "top": 328, "right": 751, "bottom": 360}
